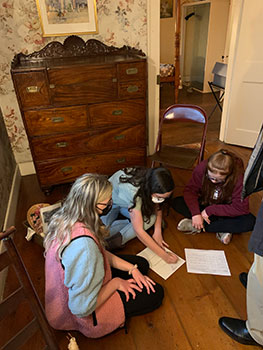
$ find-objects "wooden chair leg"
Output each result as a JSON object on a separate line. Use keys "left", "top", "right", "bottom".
{"left": 0, "top": 226, "right": 60, "bottom": 350}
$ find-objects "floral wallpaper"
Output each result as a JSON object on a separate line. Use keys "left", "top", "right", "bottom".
{"left": 0, "top": 0, "right": 147, "bottom": 165}
{"left": 0, "top": 108, "right": 16, "bottom": 230}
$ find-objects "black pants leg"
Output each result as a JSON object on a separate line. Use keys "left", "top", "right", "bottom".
{"left": 172, "top": 196, "right": 192, "bottom": 218}
{"left": 204, "top": 213, "right": 256, "bottom": 233}
{"left": 112, "top": 255, "right": 164, "bottom": 318}
{"left": 172, "top": 196, "right": 256, "bottom": 233}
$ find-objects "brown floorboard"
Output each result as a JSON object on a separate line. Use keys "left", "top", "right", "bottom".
{"left": 1, "top": 86, "right": 262, "bottom": 349}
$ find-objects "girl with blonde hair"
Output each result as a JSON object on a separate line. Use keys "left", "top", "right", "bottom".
{"left": 44, "top": 173, "right": 164, "bottom": 338}
{"left": 172, "top": 149, "right": 256, "bottom": 244}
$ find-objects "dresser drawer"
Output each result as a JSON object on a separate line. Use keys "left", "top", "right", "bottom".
{"left": 12, "top": 71, "right": 50, "bottom": 109}
{"left": 48, "top": 65, "right": 117, "bottom": 105}
{"left": 89, "top": 99, "right": 146, "bottom": 127}
{"left": 118, "top": 81, "right": 146, "bottom": 100}
{"left": 24, "top": 106, "right": 88, "bottom": 136}
{"left": 31, "top": 125, "right": 146, "bottom": 160}
{"left": 11, "top": 39, "right": 148, "bottom": 193}
{"left": 36, "top": 148, "right": 146, "bottom": 186}
{"left": 118, "top": 61, "right": 146, "bottom": 82}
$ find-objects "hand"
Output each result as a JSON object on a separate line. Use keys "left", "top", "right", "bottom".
{"left": 162, "top": 251, "right": 178, "bottom": 264}
{"left": 131, "top": 268, "right": 156, "bottom": 294}
{"left": 192, "top": 214, "right": 204, "bottom": 230}
{"left": 152, "top": 231, "right": 169, "bottom": 249}
{"left": 201, "top": 209, "right": 210, "bottom": 224}
{"left": 116, "top": 277, "right": 142, "bottom": 302}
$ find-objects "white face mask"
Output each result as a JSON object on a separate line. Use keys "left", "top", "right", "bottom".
{"left": 152, "top": 196, "right": 165, "bottom": 204}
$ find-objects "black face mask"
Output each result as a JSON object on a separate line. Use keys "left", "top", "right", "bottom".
{"left": 98, "top": 202, "right": 112, "bottom": 217}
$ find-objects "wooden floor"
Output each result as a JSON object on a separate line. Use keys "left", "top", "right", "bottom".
{"left": 2, "top": 85, "right": 263, "bottom": 349}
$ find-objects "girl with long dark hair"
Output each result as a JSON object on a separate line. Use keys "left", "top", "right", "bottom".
{"left": 172, "top": 149, "right": 256, "bottom": 244}
{"left": 101, "top": 166, "right": 178, "bottom": 263}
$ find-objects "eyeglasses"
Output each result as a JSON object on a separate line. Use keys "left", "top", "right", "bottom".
{"left": 96, "top": 198, "right": 113, "bottom": 207}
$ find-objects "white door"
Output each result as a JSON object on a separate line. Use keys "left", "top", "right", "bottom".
{"left": 220, "top": 0, "right": 263, "bottom": 147}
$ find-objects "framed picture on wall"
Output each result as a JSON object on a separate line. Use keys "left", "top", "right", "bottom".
{"left": 36, "top": 0, "right": 98, "bottom": 37}
{"left": 160, "top": 0, "right": 173, "bottom": 19}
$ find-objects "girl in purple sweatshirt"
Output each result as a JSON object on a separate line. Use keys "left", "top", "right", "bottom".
{"left": 172, "top": 149, "right": 256, "bottom": 244}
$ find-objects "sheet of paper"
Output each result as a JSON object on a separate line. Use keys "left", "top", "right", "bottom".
{"left": 185, "top": 248, "right": 231, "bottom": 276}
{"left": 137, "top": 247, "right": 185, "bottom": 280}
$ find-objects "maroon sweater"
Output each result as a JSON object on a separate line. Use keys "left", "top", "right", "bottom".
{"left": 184, "top": 160, "right": 250, "bottom": 218}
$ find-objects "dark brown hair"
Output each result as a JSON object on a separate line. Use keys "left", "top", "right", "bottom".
{"left": 200, "top": 149, "right": 244, "bottom": 206}
{"left": 119, "top": 166, "right": 174, "bottom": 223}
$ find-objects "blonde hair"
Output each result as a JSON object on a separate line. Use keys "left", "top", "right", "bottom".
{"left": 44, "top": 173, "right": 112, "bottom": 258}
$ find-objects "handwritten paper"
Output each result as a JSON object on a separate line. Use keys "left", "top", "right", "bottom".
{"left": 137, "top": 248, "right": 185, "bottom": 280}
{"left": 184, "top": 248, "right": 231, "bottom": 276}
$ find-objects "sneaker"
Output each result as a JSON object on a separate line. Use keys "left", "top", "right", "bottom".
{"left": 177, "top": 218, "right": 201, "bottom": 234}
{"left": 216, "top": 232, "right": 232, "bottom": 245}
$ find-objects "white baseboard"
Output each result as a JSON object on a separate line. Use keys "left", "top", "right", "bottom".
{"left": 18, "top": 161, "right": 36, "bottom": 176}
{"left": 0, "top": 165, "right": 21, "bottom": 300}
{"left": 3, "top": 165, "right": 21, "bottom": 230}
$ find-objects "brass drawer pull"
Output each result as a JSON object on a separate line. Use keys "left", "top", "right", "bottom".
{"left": 49, "top": 84, "right": 55, "bottom": 89}
{"left": 112, "top": 109, "right": 123, "bottom": 116}
{"left": 127, "top": 85, "right": 139, "bottom": 93}
{"left": 26, "top": 86, "right": 39, "bottom": 93}
{"left": 116, "top": 157, "right": 126, "bottom": 164}
{"left": 56, "top": 142, "right": 68, "bottom": 148}
{"left": 61, "top": 166, "right": 72, "bottom": 173}
{"left": 112, "top": 78, "right": 117, "bottom": 83}
{"left": 114, "top": 134, "right": 125, "bottom": 140}
{"left": 126, "top": 67, "right": 138, "bottom": 75}
{"left": 51, "top": 116, "right": 64, "bottom": 123}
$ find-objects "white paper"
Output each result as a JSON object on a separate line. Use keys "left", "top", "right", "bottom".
{"left": 185, "top": 248, "right": 231, "bottom": 276}
{"left": 137, "top": 247, "right": 185, "bottom": 280}
{"left": 25, "top": 227, "right": 36, "bottom": 241}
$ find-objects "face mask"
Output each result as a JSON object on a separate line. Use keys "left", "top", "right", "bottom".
{"left": 98, "top": 202, "right": 112, "bottom": 217}
{"left": 152, "top": 196, "right": 165, "bottom": 204}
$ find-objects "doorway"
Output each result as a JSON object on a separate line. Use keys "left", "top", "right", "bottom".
{"left": 159, "top": 0, "right": 230, "bottom": 139}
{"left": 182, "top": 2, "right": 210, "bottom": 91}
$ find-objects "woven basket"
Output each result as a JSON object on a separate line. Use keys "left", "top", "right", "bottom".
{"left": 27, "top": 203, "right": 50, "bottom": 235}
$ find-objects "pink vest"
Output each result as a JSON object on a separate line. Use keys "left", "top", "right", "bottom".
{"left": 45, "top": 222, "right": 125, "bottom": 338}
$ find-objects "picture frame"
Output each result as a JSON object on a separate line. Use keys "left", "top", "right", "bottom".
{"left": 40, "top": 202, "right": 61, "bottom": 235}
{"left": 160, "top": 0, "right": 174, "bottom": 19}
{"left": 36, "top": 0, "right": 98, "bottom": 37}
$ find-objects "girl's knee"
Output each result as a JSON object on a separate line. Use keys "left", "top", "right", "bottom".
{"left": 154, "top": 283, "right": 164, "bottom": 302}
{"left": 136, "top": 256, "right": 150, "bottom": 274}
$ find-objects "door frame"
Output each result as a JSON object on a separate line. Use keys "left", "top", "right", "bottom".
{"left": 219, "top": 0, "right": 243, "bottom": 142}
{"left": 147, "top": 0, "right": 160, "bottom": 155}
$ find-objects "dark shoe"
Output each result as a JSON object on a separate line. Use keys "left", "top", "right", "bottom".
{"left": 105, "top": 232, "right": 124, "bottom": 251}
{"left": 239, "top": 272, "right": 248, "bottom": 289}
{"left": 219, "top": 317, "right": 259, "bottom": 346}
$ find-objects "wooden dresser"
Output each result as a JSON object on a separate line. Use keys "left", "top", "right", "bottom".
{"left": 11, "top": 36, "right": 147, "bottom": 194}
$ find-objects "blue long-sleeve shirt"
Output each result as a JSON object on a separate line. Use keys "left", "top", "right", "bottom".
{"left": 62, "top": 237, "right": 104, "bottom": 317}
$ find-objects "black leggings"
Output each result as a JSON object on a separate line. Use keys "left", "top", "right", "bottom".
{"left": 111, "top": 255, "right": 164, "bottom": 318}
{"left": 172, "top": 196, "right": 256, "bottom": 233}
